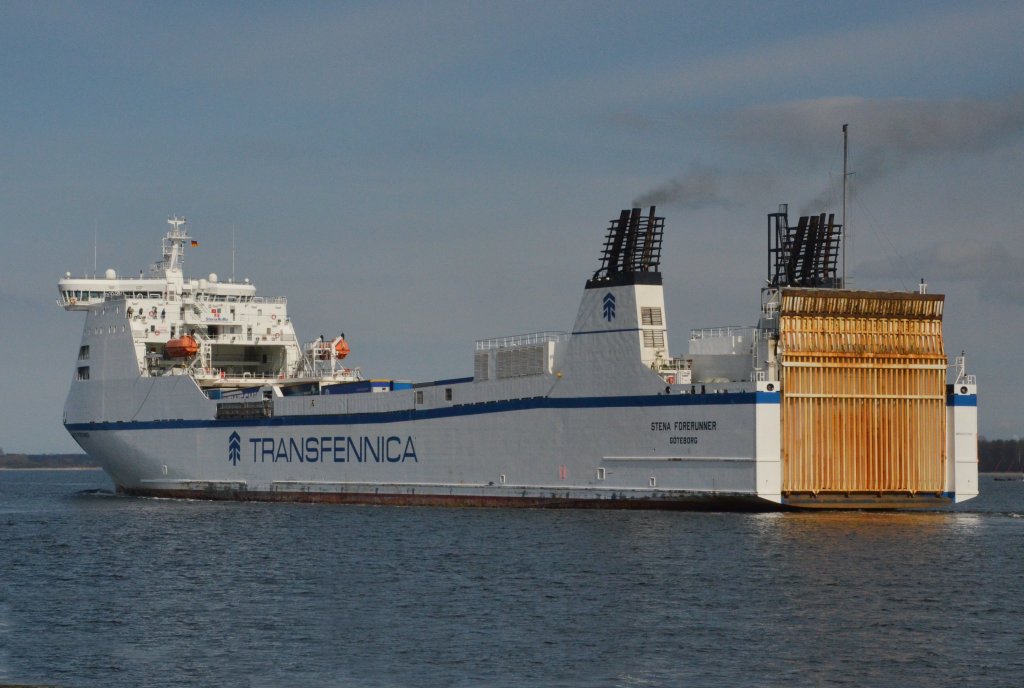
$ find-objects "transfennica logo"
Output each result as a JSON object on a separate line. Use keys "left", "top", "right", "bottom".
{"left": 602, "top": 293, "right": 616, "bottom": 322}
{"left": 228, "top": 431, "right": 241, "bottom": 466}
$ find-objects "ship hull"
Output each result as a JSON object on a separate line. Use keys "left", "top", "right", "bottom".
{"left": 68, "top": 391, "right": 789, "bottom": 509}
{"left": 65, "top": 388, "right": 963, "bottom": 510}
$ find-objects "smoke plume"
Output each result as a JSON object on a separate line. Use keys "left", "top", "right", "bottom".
{"left": 632, "top": 165, "right": 729, "bottom": 209}
{"left": 733, "top": 95, "right": 1024, "bottom": 213}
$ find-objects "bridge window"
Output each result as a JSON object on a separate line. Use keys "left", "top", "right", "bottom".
{"left": 76, "top": 366, "right": 90, "bottom": 381}
{"left": 78, "top": 345, "right": 90, "bottom": 361}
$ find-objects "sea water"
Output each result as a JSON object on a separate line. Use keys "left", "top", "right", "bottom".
{"left": 1, "top": 469, "right": 1022, "bottom": 687}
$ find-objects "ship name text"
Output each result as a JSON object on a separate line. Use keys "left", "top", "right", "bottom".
{"left": 650, "top": 420, "right": 718, "bottom": 447}
{"left": 650, "top": 420, "right": 718, "bottom": 432}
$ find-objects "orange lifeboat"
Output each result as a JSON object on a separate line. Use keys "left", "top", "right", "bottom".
{"left": 334, "top": 337, "right": 351, "bottom": 360}
{"left": 166, "top": 335, "right": 199, "bottom": 358}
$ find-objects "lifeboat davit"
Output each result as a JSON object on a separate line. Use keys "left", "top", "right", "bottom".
{"left": 166, "top": 335, "right": 199, "bottom": 358}
{"left": 334, "top": 337, "right": 350, "bottom": 360}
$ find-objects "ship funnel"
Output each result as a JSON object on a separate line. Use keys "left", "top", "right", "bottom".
{"left": 767, "top": 206, "right": 842, "bottom": 288}
{"left": 587, "top": 206, "right": 664, "bottom": 288}
{"left": 553, "top": 207, "right": 671, "bottom": 395}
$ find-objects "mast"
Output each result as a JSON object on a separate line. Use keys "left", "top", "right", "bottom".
{"left": 842, "top": 123, "right": 848, "bottom": 288}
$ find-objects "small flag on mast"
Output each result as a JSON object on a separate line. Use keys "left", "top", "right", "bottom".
{"left": 191, "top": 240, "right": 199, "bottom": 247}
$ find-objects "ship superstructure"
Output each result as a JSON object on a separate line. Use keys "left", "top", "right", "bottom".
{"left": 58, "top": 209, "right": 978, "bottom": 509}
{"left": 58, "top": 218, "right": 358, "bottom": 393}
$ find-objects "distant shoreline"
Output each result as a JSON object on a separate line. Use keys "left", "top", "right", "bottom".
{"left": 0, "top": 453, "right": 97, "bottom": 470}
{"left": 0, "top": 466, "right": 101, "bottom": 471}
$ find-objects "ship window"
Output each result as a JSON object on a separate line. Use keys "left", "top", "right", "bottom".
{"left": 649, "top": 477, "right": 657, "bottom": 488}
{"left": 76, "top": 366, "right": 90, "bottom": 381}
{"left": 416, "top": 391, "right": 424, "bottom": 405}
{"left": 444, "top": 388, "right": 453, "bottom": 402}
{"left": 641, "top": 307, "right": 663, "bottom": 326}
{"left": 597, "top": 467, "right": 606, "bottom": 480}
{"left": 499, "top": 474, "right": 506, "bottom": 484}
{"left": 643, "top": 330, "right": 665, "bottom": 348}
{"left": 78, "top": 345, "right": 90, "bottom": 361}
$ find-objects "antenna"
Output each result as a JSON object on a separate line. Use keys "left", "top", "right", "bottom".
{"left": 93, "top": 222, "right": 98, "bottom": 276}
{"left": 231, "top": 224, "right": 236, "bottom": 283}
{"left": 842, "top": 123, "right": 849, "bottom": 288}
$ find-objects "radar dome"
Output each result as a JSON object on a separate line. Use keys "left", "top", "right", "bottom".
{"left": 208, "top": 273, "right": 218, "bottom": 283}
{"left": 105, "top": 268, "right": 117, "bottom": 279}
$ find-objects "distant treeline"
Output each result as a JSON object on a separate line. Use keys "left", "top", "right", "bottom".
{"left": 979, "top": 438, "right": 1024, "bottom": 473}
{"left": 0, "top": 452, "right": 97, "bottom": 468}
{"left": 1, "top": 440, "right": 1022, "bottom": 471}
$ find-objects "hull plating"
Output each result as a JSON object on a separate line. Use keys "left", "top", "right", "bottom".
{"left": 68, "top": 393, "right": 782, "bottom": 509}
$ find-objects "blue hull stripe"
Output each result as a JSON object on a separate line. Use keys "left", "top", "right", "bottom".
{"left": 947, "top": 395, "right": 977, "bottom": 407}
{"left": 65, "top": 390, "right": 778, "bottom": 432}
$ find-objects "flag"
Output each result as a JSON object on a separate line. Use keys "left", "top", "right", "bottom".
{"left": 191, "top": 240, "right": 199, "bottom": 247}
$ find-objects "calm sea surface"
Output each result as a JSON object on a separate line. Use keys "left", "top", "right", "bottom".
{"left": 1, "top": 470, "right": 1022, "bottom": 688}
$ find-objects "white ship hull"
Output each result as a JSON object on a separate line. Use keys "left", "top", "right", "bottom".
{"left": 67, "top": 382, "right": 787, "bottom": 508}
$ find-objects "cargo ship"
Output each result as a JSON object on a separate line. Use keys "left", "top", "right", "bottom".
{"left": 58, "top": 206, "right": 978, "bottom": 509}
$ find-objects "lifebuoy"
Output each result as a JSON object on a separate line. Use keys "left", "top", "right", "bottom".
{"left": 154, "top": 329, "right": 161, "bottom": 336}
{"left": 667, "top": 375, "right": 675, "bottom": 384}
{"left": 69, "top": 297, "right": 77, "bottom": 305}
{"left": 273, "top": 332, "right": 281, "bottom": 340}
{"left": 271, "top": 314, "right": 277, "bottom": 320}
{"left": 220, "top": 370, "right": 225, "bottom": 379}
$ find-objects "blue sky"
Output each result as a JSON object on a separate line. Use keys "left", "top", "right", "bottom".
{"left": 2, "top": 1, "right": 1022, "bottom": 452}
